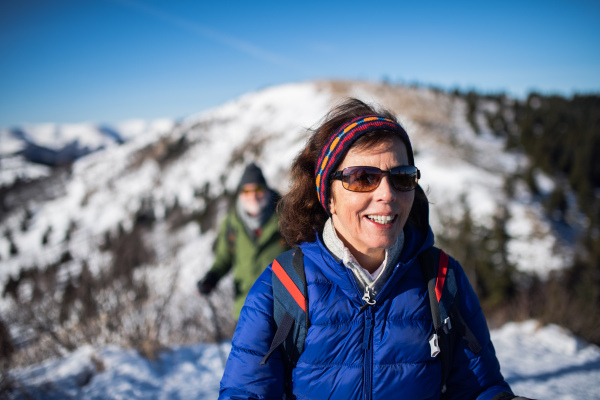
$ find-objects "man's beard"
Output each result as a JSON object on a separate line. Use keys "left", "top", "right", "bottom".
{"left": 240, "top": 195, "right": 269, "bottom": 217}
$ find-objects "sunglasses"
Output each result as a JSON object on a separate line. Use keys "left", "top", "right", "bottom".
{"left": 240, "top": 185, "right": 266, "bottom": 195}
{"left": 331, "top": 165, "right": 420, "bottom": 192}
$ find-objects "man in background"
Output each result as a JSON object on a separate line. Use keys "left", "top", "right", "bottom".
{"left": 197, "top": 163, "right": 289, "bottom": 319}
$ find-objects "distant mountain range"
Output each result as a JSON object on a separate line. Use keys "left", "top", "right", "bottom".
{"left": 1, "top": 119, "right": 174, "bottom": 169}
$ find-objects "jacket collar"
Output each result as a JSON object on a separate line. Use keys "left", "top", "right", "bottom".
{"left": 300, "top": 223, "right": 435, "bottom": 302}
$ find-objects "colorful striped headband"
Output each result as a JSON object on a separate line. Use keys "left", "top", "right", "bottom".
{"left": 315, "top": 115, "right": 413, "bottom": 213}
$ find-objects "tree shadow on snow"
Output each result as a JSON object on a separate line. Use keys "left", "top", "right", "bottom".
{"left": 505, "top": 358, "right": 600, "bottom": 384}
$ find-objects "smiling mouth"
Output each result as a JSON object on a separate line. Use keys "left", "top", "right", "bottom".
{"left": 366, "top": 215, "right": 397, "bottom": 225}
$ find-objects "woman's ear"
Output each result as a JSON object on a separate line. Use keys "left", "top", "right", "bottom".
{"left": 328, "top": 197, "right": 336, "bottom": 215}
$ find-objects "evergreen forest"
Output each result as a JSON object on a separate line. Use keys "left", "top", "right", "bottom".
{"left": 439, "top": 91, "right": 600, "bottom": 344}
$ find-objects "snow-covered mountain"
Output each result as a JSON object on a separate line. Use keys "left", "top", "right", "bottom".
{"left": 2, "top": 80, "right": 593, "bottom": 398}
{"left": 0, "top": 119, "right": 174, "bottom": 185}
{"left": 0, "top": 81, "right": 571, "bottom": 287}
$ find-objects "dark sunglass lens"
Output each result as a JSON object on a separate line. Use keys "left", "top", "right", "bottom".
{"left": 390, "top": 175, "right": 416, "bottom": 190}
{"left": 390, "top": 167, "right": 419, "bottom": 191}
{"left": 344, "top": 167, "right": 382, "bottom": 192}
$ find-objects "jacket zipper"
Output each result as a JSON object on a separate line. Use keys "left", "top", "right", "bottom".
{"left": 351, "top": 273, "right": 377, "bottom": 399}
{"left": 360, "top": 285, "right": 376, "bottom": 310}
{"left": 363, "top": 306, "right": 374, "bottom": 400}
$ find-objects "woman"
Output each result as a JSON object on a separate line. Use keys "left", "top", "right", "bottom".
{"left": 219, "top": 99, "right": 521, "bottom": 399}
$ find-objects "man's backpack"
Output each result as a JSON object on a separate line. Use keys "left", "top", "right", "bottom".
{"left": 261, "top": 246, "right": 482, "bottom": 397}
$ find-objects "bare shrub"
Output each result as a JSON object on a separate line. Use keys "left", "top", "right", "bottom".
{"left": 0, "top": 318, "right": 16, "bottom": 398}
{"left": 4, "top": 213, "right": 228, "bottom": 377}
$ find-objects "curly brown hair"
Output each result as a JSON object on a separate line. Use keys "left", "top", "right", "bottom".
{"left": 278, "top": 98, "right": 428, "bottom": 246}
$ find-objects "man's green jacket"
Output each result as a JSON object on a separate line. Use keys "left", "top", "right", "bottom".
{"left": 208, "top": 207, "right": 289, "bottom": 318}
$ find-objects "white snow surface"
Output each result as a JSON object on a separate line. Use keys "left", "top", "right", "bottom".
{"left": 0, "top": 155, "right": 51, "bottom": 186}
{"left": 492, "top": 321, "right": 600, "bottom": 400}
{"left": 11, "top": 320, "right": 600, "bottom": 399}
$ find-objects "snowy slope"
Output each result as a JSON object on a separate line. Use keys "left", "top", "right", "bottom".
{"left": 1, "top": 80, "right": 586, "bottom": 398}
{"left": 0, "top": 119, "right": 174, "bottom": 186}
{"left": 0, "top": 81, "right": 571, "bottom": 290}
{"left": 10, "top": 321, "right": 600, "bottom": 399}
{"left": 492, "top": 321, "right": 600, "bottom": 399}
{"left": 0, "top": 82, "right": 331, "bottom": 301}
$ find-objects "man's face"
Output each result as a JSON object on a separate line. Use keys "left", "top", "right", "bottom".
{"left": 238, "top": 183, "right": 267, "bottom": 216}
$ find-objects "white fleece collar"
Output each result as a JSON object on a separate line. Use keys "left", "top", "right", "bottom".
{"left": 322, "top": 218, "right": 404, "bottom": 295}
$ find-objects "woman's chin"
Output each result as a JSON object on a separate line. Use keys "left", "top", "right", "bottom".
{"left": 362, "top": 236, "right": 398, "bottom": 252}
{"left": 363, "top": 221, "right": 401, "bottom": 242}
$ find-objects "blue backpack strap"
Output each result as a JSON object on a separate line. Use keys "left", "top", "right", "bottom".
{"left": 452, "top": 302, "right": 483, "bottom": 354}
{"left": 261, "top": 248, "right": 308, "bottom": 368}
{"left": 419, "top": 247, "right": 443, "bottom": 329}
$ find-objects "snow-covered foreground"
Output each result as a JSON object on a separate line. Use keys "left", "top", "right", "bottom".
{"left": 492, "top": 321, "right": 600, "bottom": 400}
{"left": 10, "top": 321, "right": 600, "bottom": 399}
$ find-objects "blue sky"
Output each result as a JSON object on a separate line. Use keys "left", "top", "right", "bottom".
{"left": 1, "top": 0, "right": 599, "bottom": 127}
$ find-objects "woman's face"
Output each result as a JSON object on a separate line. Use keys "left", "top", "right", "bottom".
{"left": 329, "top": 136, "right": 415, "bottom": 260}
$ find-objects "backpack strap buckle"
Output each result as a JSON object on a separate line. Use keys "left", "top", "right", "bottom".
{"left": 442, "top": 316, "right": 452, "bottom": 334}
{"left": 429, "top": 332, "right": 441, "bottom": 358}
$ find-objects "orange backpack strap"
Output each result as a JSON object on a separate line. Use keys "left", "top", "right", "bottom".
{"left": 261, "top": 248, "right": 308, "bottom": 368}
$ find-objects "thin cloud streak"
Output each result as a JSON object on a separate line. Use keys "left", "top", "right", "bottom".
{"left": 110, "top": 0, "right": 306, "bottom": 74}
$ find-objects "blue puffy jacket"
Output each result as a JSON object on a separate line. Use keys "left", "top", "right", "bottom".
{"left": 219, "top": 222, "right": 512, "bottom": 399}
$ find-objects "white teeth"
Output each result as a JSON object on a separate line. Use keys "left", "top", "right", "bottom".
{"left": 367, "top": 215, "right": 394, "bottom": 224}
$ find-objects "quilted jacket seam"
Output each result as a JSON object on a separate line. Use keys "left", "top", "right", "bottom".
{"left": 231, "top": 344, "right": 267, "bottom": 357}
{"left": 244, "top": 304, "right": 273, "bottom": 319}
{"left": 309, "top": 320, "right": 362, "bottom": 327}
{"left": 374, "top": 359, "right": 438, "bottom": 367}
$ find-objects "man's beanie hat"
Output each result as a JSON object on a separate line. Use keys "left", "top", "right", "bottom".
{"left": 238, "top": 162, "right": 267, "bottom": 192}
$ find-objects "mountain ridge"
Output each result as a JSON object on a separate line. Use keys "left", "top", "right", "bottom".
{"left": 0, "top": 80, "right": 582, "bottom": 369}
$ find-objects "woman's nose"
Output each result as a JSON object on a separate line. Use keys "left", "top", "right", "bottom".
{"left": 374, "top": 175, "right": 397, "bottom": 201}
